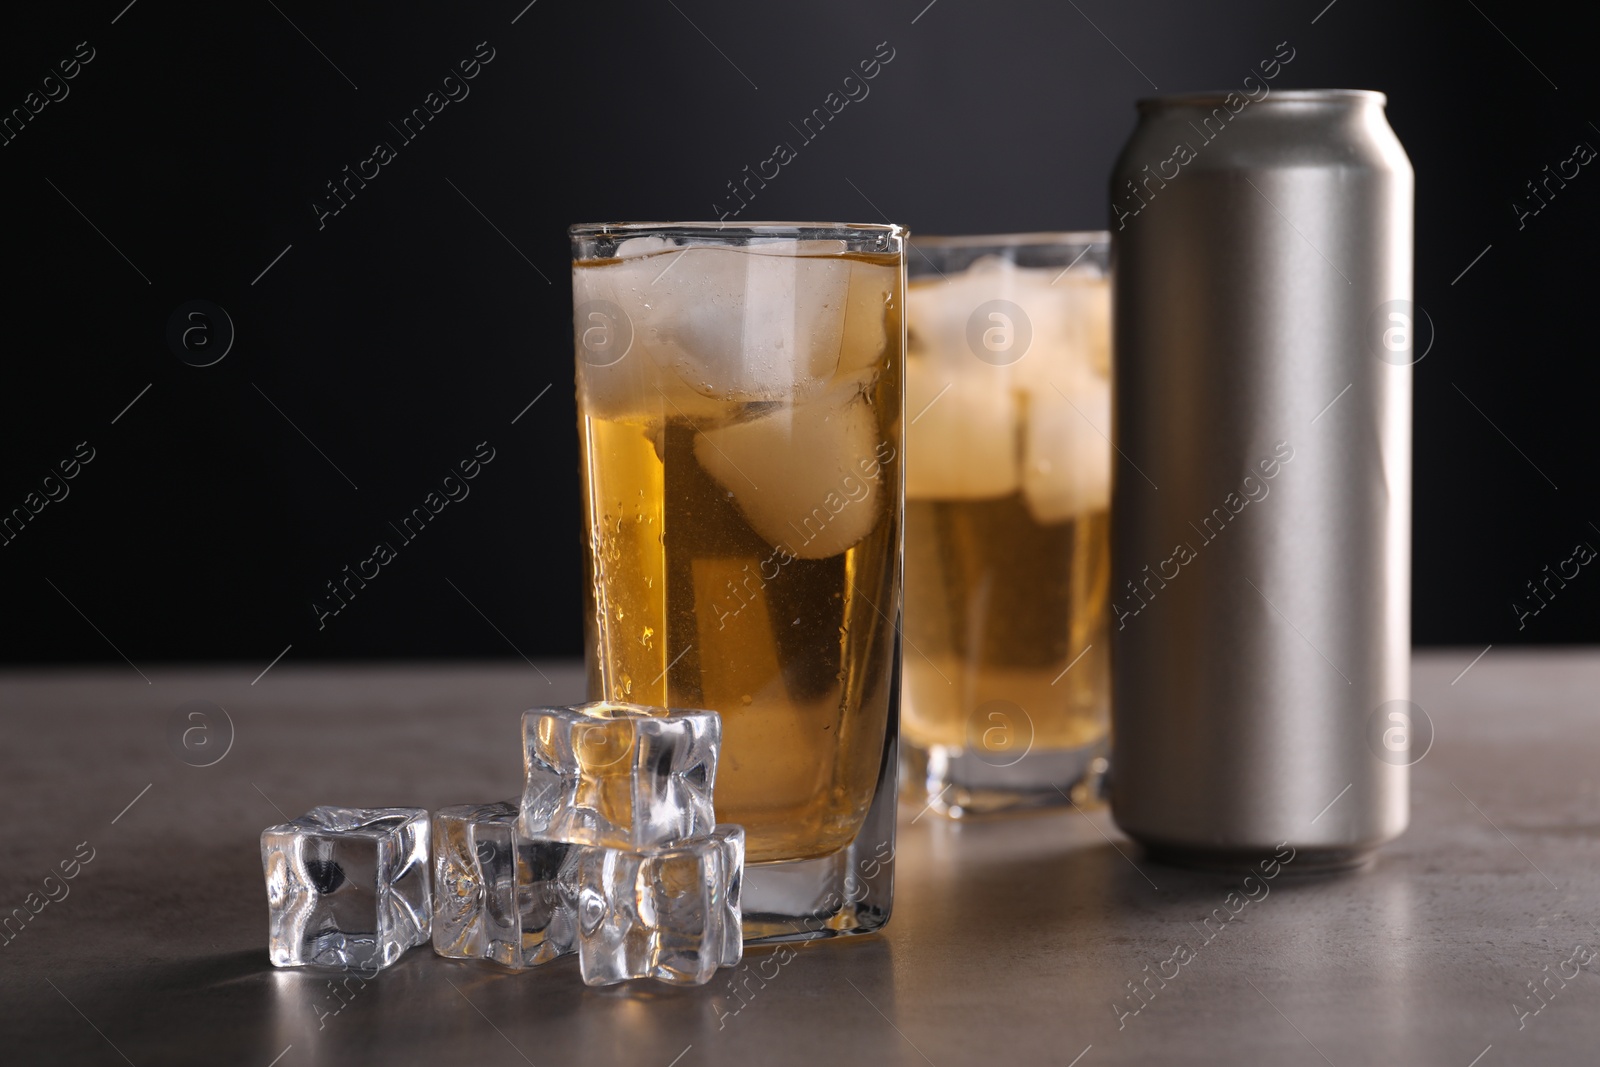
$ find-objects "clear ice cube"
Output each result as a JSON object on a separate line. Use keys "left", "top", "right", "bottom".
{"left": 520, "top": 702, "right": 719, "bottom": 849}
{"left": 575, "top": 824, "right": 745, "bottom": 987}
{"left": 261, "top": 806, "right": 430, "bottom": 971}
{"left": 432, "top": 801, "right": 580, "bottom": 969}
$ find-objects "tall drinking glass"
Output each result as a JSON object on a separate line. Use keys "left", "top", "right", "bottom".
{"left": 901, "top": 233, "right": 1112, "bottom": 817}
{"left": 570, "top": 223, "right": 905, "bottom": 942}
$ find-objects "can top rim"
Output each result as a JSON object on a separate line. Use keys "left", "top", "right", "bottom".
{"left": 1137, "top": 88, "right": 1387, "bottom": 111}
{"left": 569, "top": 222, "right": 907, "bottom": 238}
{"left": 910, "top": 230, "right": 1110, "bottom": 248}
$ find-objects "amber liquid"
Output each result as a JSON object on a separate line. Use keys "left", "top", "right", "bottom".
{"left": 901, "top": 497, "right": 1110, "bottom": 758}
{"left": 577, "top": 250, "right": 901, "bottom": 864}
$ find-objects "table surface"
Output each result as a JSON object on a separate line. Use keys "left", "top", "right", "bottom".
{"left": 1, "top": 650, "right": 1597, "bottom": 1066}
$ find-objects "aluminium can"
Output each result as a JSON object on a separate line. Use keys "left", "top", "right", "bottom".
{"left": 1109, "top": 89, "right": 1414, "bottom": 870}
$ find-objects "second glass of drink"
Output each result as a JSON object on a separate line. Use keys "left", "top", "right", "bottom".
{"left": 901, "top": 233, "right": 1112, "bottom": 817}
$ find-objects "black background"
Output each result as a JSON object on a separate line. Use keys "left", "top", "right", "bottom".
{"left": 2, "top": 0, "right": 1595, "bottom": 669}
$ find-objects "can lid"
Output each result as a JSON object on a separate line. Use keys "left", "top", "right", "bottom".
{"left": 1137, "top": 88, "right": 1386, "bottom": 111}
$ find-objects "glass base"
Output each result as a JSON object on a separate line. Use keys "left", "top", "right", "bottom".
{"left": 904, "top": 738, "right": 1109, "bottom": 819}
{"left": 740, "top": 735, "right": 898, "bottom": 944}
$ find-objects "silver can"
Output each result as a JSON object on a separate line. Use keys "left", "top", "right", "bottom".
{"left": 1109, "top": 89, "right": 1413, "bottom": 870}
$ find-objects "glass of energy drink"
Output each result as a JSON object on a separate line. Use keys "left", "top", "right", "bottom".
{"left": 901, "top": 233, "right": 1111, "bottom": 817}
{"left": 569, "top": 222, "right": 906, "bottom": 942}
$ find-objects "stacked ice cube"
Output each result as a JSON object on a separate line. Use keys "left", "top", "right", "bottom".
{"left": 261, "top": 701, "right": 743, "bottom": 986}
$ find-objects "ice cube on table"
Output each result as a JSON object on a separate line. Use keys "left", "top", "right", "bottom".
{"left": 694, "top": 372, "right": 889, "bottom": 559}
{"left": 432, "top": 801, "right": 580, "bottom": 969}
{"left": 261, "top": 806, "right": 430, "bottom": 972}
{"left": 575, "top": 824, "right": 745, "bottom": 987}
{"left": 1020, "top": 370, "right": 1111, "bottom": 524}
{"left": 520, "top": 702, "right": 719, "bottom": 850}
{"left": 904, "top": 357, "right": 1020, "bottom": 501}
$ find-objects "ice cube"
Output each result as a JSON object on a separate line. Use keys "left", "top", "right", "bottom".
{"left": 572, "top": 255, "right": 731, "bottom": 423}
{"left": 837, "top": 258, "right": 898, "bottom": 377}
{"left": 904, "top": 358, "right": 1020, "bottom": 501}
{"left": 520, "top": 702, "right": 719, "bottom": 849}
{"left": 653, "top": 243, "right": 851, "bottom": 402}
{"left": 1074, "top": 282, "right": 1112, "bottom": 381}
{"left": 573, "top": 242, "right": 858, "bottom": 421}
{"left": 909, "top": 258, "right": 1107, "bottom": 377}
{"left": 575, "top": 824, "right": 744, "bottom": 986}
{"left": 615, "top": 235, "right": 677, "bottom": 259}
{"left": 261, "top": 806, "right": 431, "bottom": 971}
{"left": 693, "top": 373, "right": 889, "bottom": 559}
{"left": 908, "top": 271, "right": 989, "bottom": 369}
{"left": 904, "top": 258, "right": 1110, "bottom": 506}
{"left": 578, "top": 243, "right": 854, "bottom": 408}
{"left": 432, "top": 801, "right": 580, "bottom": 969}
{"left": 1008, "top": 271, "right": 1111, "bottom": 395}
{"left": 903, "top": 265, "right": 1027, "bottom": 500}
{"left": 1020, "top": 370, "right": 1111, "bottom": 524}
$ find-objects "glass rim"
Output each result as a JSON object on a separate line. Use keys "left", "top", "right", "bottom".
{"left": 569, "top": 221, "right": 907, "bottom": 240}
{"left": 910, "top": 230, "right": 1109, "bottom": 248}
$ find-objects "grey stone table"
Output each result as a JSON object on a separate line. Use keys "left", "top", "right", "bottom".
{"left": 2, "top": 650, "right": 1597, "bottom": 1065}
